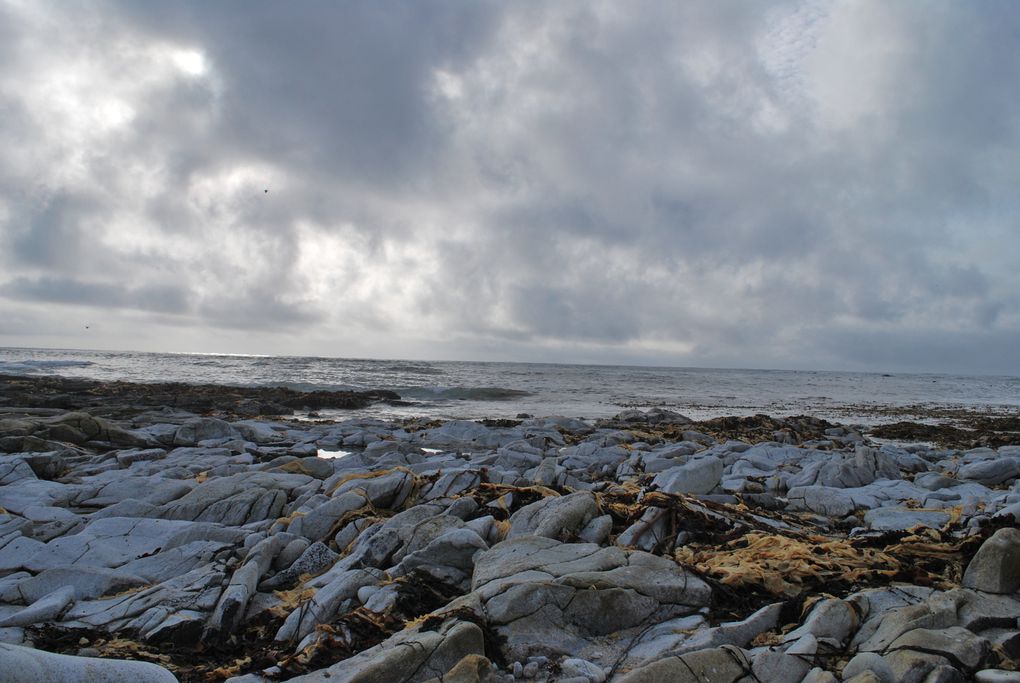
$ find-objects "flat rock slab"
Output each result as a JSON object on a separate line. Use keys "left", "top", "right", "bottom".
{"left": 23, "top": 517, "right": 197, "bottom": 572}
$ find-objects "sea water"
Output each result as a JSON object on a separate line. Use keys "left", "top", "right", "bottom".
{"left": 1, "top": 346, "right": 1018, "bottom": 425}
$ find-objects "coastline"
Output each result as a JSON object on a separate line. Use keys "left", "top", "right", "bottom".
{"left": 1, "top": 376, "right": 1019, "bottom": 681}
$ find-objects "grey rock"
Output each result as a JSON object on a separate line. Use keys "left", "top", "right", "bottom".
{"left": 206, "top": 561, "right": 260, "bottom": 637}
{"left": 801, "top": 667, "right": 839, "bottom": 683}
{"left": 577, "top": 514, "right": 613, "bottom": 544}
{"left": 115, "top": 448, "right": 167, "bottom": 467}
{"left": 884, "top": 649, "right": 950, "bottom": 683}
{"left": 275, "top": 537, "right": 311, "bottom": 570}
{"left": 785, "top": 485, "right": 877, "bottom": 517}
{"left": 25, "top": 517, "right": 196, "bottom": 572}
{"left": 842, "top": 652, "right": 896, "bottom": 683}
{"left": 560, "top": 657, "right": 605, "bottom": 682}
{"left": 976, "top": 671, "right": 1020, "bottom": 683}
{"left": 395, "top": 528, "right": 488, "bottom": 589}
{"left": 864, "top": 508, "right": 950, "bottom": 531}
{"left": 173, "top": 418, "right": 238, "bottom": 446}
{"left": 507, "top": 492, "right": 599, "bottom": 541}
{"left": 329, "top": 469, "right": 415, "bottom": 509}
{"left": 888, "top": 626, "right": 989, "bottom": 672}
{"left": 288, "top": 619, "right": 484, "bottom": 683}
{"left": 158, "top": 472, "right": 307, "bottom": 526}
{"left": 261, "top": 541, "right": 339, "bottom": 591}
{"left": 922, "top": 665, "right": 966, "bottom": 683}
{"left": 13, "top": 567, "right": 147, "bottom": 604}
{"left": 855, "top": 591, "right": 965, "bottom": 653}
{"left": 782, "top": 598, "right": 858, "bottom": 647}
{"left": 914, "top": 473, "right": 960, "bottom": 491}
{"left": 289, "top": 490, "right": 369, "bottom": 541}
{"left": 958, "top": 459, "right": 1020, "bottom": 486}
{"left": 845, "top": 673, "right": 888, "bottom": 683}
{"left": 0, "top": 585, "right": 76, "bottom": 627}
{"left": 119, "top": 540, "right": 230, "bottom": 583}
{"left": 649, "top": 602, "right": 783, "bottom": 661}
{"left": 751, "top": 646, "right": 812, "bottom": 683}
{"left": 471, "top": 536, "right": 710, "bottom": 662}
{"left": 616, "top": 645, "right": 753, "bottom": 683}
{"left": 652, "top": 456, "right": 723, "bottom": 495}
{"left": 275, "top": 568, "right": 381, "bottom": 642}
{"left": 963, "top": 528, "right": 1020, "bottom": 593}
{"left": 616, "top": 507, "right": 670, "bottom": 552}
{"left": 51, "top": 412, "right": 149, "bottom": 448}
{"left": 0, "top": 642, "right": 178, "bottom": 682}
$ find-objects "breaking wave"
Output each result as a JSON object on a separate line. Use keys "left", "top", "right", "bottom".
{"left": 0, "top": 359, "right": 95, "bottom": 374}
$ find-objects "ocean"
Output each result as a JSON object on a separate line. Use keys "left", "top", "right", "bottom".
{"left": 1, "top": 346, "right": 1018, "bottom": 425}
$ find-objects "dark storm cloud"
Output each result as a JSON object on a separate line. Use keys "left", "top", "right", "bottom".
{"left": 0, "top": 0, "right": 1017, "bottom": 372}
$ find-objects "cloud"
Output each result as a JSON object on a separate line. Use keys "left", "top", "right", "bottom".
{"left": 1, "top": 277, "right": 189, "bottom": 314}
{"left": 0, "top": 0, "right": 1018, "bottom": 373}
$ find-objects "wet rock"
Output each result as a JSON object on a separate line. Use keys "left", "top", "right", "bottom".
{"left": 963, "top": 527, "right": 1020, "bottom": 593}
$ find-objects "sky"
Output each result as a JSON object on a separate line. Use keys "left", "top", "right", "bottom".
{"left": 1, "top": 0, "right": 1018, "bottom": 375}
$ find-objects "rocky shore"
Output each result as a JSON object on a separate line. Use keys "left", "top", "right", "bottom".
{"left": 1, "top": 377, "right": 1019, "bottom": 682}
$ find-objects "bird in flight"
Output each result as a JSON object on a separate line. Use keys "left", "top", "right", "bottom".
{"left": 264, "top": 189, "right": 269, "bottom": 193}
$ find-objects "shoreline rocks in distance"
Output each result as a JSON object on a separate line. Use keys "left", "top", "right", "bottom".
{"left": 0, "top": 376, "right": 1018, "bottom": 681}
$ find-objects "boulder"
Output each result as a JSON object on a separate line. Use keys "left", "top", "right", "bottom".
{"left": 652, "top": 456, "right": 723, "bottom": 495}
{"left": 963, "top": 528, "right": 1020, "bottom": 594}
{"left": 957, "top": 459, "right": 1020, "bottom": 486}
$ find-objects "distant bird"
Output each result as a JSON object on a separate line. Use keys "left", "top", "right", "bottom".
{"left": 264, "top": 189, "right": 269, "bottom": 193}
{"left": 85, "top": 325, "right": 90, "bottom": 330}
